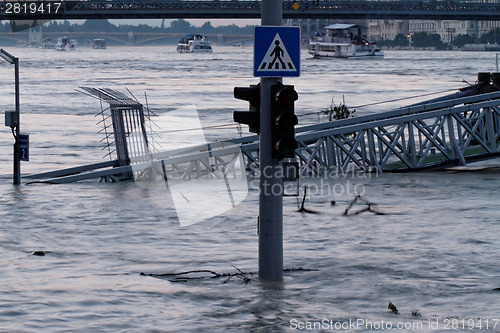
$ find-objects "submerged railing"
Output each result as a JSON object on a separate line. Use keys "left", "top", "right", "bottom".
{"left": 24, "top": 75, "right": 500, "bottom": 184}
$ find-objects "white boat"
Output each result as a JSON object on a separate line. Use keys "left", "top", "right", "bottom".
{"left": 92, "top": 38, "right": 106, "bottom": 49}
{"left": 309, "top": 24, "right": 383, "bottom": 59}
{"left": 54, "top": 37, "right": 75, "bottom": 51}
{"left": 41, "top": 38, "right": 56, "bottom": 49}
{"left": 177, "top": 34, "right": 212, "bottom": 53}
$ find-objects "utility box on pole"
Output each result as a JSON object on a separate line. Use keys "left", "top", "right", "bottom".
{"left": 5, "top": 111, "right": 18, "bottom": 128}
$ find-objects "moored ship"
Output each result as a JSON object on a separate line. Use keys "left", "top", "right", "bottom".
{"left": 177, "top": 34, "right": 213, "bottom": 53}
{"left": 309, "top": 24, "right": 383, "bottom": 59}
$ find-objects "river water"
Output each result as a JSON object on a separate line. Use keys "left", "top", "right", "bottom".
{"left": 1, "top": 45, "right": 500, "bottom": 332}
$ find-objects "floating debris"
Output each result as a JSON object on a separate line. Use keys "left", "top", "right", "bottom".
{"left": 283, "top": 267, "right": 319, "bottom": 273}
{"left": 297, "top": 188, "right": 319, "bottom": 214}
{"left": 141, "top": 267, "right": 253, "bottom": 284}
{"left": 141, "top": 266, "right": 317, "bottom": 283}
{"left": 343, "top": 195, "right": 386, "bottom": 216}
{"left": 31, "top": 251, "right": 45, "bottom": 256}
{"left": 388, "top": 301, "right": 399, "bottom": 314}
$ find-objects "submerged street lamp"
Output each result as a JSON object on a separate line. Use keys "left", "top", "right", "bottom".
{"left": 1, "top": 48, "right": 21, "bottom": 185}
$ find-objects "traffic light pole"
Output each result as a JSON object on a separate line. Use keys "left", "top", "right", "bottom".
{"left": 13, "top": 55, "right": 20, "bottom": 185}
{"left": 259, "top": 0, "right": 283, "bottom": 281}
{"left": 259, "top": 78, "right": 283, "bottom": 281}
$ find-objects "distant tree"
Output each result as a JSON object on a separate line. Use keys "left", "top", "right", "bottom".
{"left": 411, "top": 31, "right": 426, "bottom": 48}
{"left": 374, "top": 38, "right": 391, "bottom": 47}
{"left": 33, "top": 18, "right": 254, "bottom": 36}
{"left": 43, "top": 20, "right": 61, "bottom": 32}
{"left": 0, "top": 21, "right": 12, "bottom": 32}
{"left": 411, "top": 31, "right": 446, "bottom": 50}
{"left": 81, "top": 19, "right": 117, "bottom": 32}
{"left": 220, "top": 24, "right": 242, "bottom": 34}
{"left": 136, "top": 24, "right": 154, "bottom": 32}
{"left": 479, "top": 27, "right": 500, "bottom": 44}
{"left": 62, "top": 20, "right": 73, "bottom": 32}
{"left": 200, "top": 21, "right": 214, "bottom": 33}
{"left": 428, "top": 33, "right": 447, "bottom": 50}
{"left": 451, "top": 34, "right": 476, "bottom": 48}
{"left": 393, "top": 33, "right": 409, "bottom": 47}
{"left": 169, "top": 19, "right": 192, "bottom": 33}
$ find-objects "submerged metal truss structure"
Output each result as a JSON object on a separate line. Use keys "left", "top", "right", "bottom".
{"left": 25, "top": 86, "right": 500, "bottom": 184}
{"left": 238, "top": 91, "right": 500, "bottom": 176}
{"left": 25, "top": 87, "right": 152, "bottom": 183}
{"left": 25, "top": 88, "right": 247, "bottom": 184}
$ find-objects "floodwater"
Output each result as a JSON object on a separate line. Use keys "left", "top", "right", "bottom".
{"left": 1, "top": 45, "right": 500, "bottom": 332}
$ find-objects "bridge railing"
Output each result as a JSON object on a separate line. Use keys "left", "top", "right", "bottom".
{"left": 4, "top": 0, "right": 500, "bottom": 20}
{"left": 290, "top": 91, "right": 500, "bottom": 175}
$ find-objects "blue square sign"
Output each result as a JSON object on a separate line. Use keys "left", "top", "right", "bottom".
{"left": 254, "top": 26, "right": 300, "bottom": 77}
{"left": 19, "top": 134, "right": 29, "bottom": 161}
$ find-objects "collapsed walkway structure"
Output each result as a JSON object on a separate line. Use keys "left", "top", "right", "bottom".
{"left": 24, "top": 73, "right": 500, "bottom": 184}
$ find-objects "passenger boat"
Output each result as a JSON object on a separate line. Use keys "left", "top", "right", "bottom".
{"left": 54, "top": 37, "right": 75, "bottom": 51}
{"left": 92, "top": 38, "right": 106, "bottom": 49}
{"left": 177, "top": 34, "right": 213, "bottom": 53}
{"left": 41, "top": 38, "right": 56, "bottom": 49}
{"left": 309, "top": 24, "right": 383, "bottom": 59}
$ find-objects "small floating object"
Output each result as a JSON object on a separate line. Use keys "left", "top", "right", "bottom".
{"left": 388, "top": 301, "right": 399, "bottom": 314}
{"left": 31, "top": 251, "right": 45, "bottom": 256}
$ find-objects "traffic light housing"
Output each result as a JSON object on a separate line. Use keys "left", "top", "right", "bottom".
{"left": 233, "top": 84, "right": 260, "bottom": 134}
{"left": 271, "top": 83, "right": 298, "bottom": 160}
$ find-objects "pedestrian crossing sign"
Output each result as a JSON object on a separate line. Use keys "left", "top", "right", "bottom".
{"left": 254, "top": 26, "right": 300, "bottom": 77}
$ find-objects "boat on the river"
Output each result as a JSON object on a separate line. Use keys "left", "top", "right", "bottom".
{"left": 54, "top": 37, "right": 75, "bottom": 51}
{"left": 177, "top": 34, "right": 213, "bottom": 53}
{"left": 41, "top": 38, "right": 56, "bottom": 49}
{"left": 92, "top": 38, "right": 106, "bottom": 49}
{"left": 309, "top": 24, "right": 383, "bottom": 59}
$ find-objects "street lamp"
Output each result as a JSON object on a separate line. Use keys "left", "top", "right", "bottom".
{"left": 1, "top": 48, "right": 21, "bottom": 185}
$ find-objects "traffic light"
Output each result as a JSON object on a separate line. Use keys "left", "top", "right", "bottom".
{"left": 271, "top": 83, "right": 298, "bottom": 160}
{"left": 233, "top": 84, "right": 260, "bottom": 134}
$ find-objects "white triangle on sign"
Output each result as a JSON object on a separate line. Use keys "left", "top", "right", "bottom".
{"left": 257, "top": 33, "right": 297, "bottom": 72}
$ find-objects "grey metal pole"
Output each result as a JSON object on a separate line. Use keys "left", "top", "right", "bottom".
{"left": 1, "top": 49, "right": 21, "bottom": 185}
{"left": 13, "top": 57, "right": 20, "bottom": 185}
{"left": 258, "top": 0, "right": 283, "bottom": 281}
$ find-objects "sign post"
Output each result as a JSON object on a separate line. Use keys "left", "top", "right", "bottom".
{"left": 254, "top": 2, "right": 300, "bottom": 281}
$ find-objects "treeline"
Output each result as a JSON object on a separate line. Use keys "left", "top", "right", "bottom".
{"left": 0, "top": 19, "right": 255, "bottom": 34}
{"left": 378, "top": 28, "right": 500, "bottom": 50}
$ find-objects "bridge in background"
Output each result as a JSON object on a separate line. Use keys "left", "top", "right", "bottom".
{"left": 3, "top": 0, "right": 500, "bottom": 21}
{"left": 0, "top": 31, "right": 253, "bottom": 46}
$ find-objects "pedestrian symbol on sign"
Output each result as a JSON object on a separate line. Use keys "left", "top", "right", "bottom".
{"left": 257, "top": 33, "right": 296, "bottom": 72}
{"left": 268, "top": 41, "right": 285, "bottom": 69}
